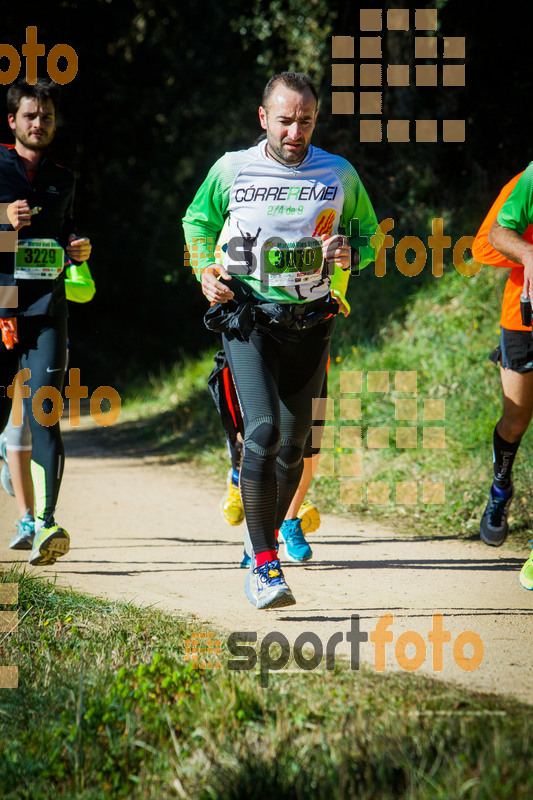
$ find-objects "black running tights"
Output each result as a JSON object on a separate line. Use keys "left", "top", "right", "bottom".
{"left": 0, "top": 316, "right": 67, "bottom": 522}
{"left": 223, "top": 318, "right": 335, "bottom": 555}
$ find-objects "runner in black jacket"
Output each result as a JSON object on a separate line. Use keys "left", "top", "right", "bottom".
{"left": 0, "top": 79, "right": 91, "bottom": 566}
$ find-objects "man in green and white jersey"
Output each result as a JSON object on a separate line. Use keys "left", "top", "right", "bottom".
{"left": 183, "top": 72, "right": 380, "bottom": 609}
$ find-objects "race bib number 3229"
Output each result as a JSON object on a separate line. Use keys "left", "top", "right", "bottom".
{"left": 14, "top": 238, "right": 64, "bottom": 280}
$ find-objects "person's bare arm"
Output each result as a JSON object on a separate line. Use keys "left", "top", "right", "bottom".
{"left": 488, "top": 220, "right": 533, "bottom": 298}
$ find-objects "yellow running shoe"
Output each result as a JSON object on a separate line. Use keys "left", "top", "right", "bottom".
{"left": 220, "top": 469, "right": 244, "bottom": 526}
{"left": 519, "top": 541, "right": 533, "bottom": 591}
{"left": 297, "top": 502, "right": 320, "bottom": 535}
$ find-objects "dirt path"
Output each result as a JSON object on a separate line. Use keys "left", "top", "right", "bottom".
{"left": 1, "top": 419, "right": 532, "bottom": 703}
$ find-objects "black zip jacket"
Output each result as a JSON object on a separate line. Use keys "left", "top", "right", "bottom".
{"left": 0, "top": 143, "right": 79, "bottom": 317}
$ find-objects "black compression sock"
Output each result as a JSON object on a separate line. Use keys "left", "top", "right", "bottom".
{"left": 239, "top": 466, "right": 278, "bottom": 553}
{"left": 493, "top": 426, "right": 521, "bottom": 489}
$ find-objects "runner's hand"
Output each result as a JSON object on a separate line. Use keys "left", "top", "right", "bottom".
{"left": 321, "top": 234, "right": 351, "bottom": 271}
{"left": 332, "top": 292, "right": 350, "bottom": 317}
{"left": 6, "top": 199, "right": 31, "bottom": 230}
{"left": 201, "top": 264, "right": 234, "bottom": 303}
{"left": 522, "top": 252, "right": 533, "bottom": 302}
{"left": 67, "top": 235, "right": 92, "bottom": 262}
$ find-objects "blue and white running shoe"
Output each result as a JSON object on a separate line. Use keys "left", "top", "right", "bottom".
{"left": 245, "top": 557, "right": 296, "bottom": 609}
{"left": 9, "top": 513, "right": 35, "bottom": 550}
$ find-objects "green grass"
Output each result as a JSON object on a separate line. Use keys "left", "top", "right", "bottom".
{"left": 1, "top": 567, "right": 532, "bottom": 799}
{"left": 312, "top": 266, "right": 519, "bottom": 542}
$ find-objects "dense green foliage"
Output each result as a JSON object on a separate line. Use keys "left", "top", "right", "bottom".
{"left": 1, "top": 0, "right": 530, "bottom": 387}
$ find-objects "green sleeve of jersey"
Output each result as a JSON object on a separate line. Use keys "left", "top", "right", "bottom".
{"left": 65, "top": 262, "right": 95, "bottom": 303}
{"left": 330, "top": 265, "right": 350, "bottom": 314}
{"left": 497, "top": 162, "right": 533, "bottom": 234}
{"left": 182, "top": 154, "right": 240, "bottom": 281}
{"left": 335, "top": 159, "right": 382, "bottom": 270}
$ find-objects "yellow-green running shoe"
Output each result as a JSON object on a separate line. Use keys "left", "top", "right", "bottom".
{"left": 29, "top": 521, "right": 70, "bottom": 566}
{"left": 519, "top": 541, "right": 533, "bottom": 591}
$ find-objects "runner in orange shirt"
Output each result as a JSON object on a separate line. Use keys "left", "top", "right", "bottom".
{"left": 472, "top": 167, "right": 533, "bottom": 589}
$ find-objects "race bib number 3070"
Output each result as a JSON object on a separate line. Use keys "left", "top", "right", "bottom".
{"left": 14, "top": 238, "right": 64, "bottom": 280}
{"left": 262, "top": 237, "right": 323, "bottom": 287}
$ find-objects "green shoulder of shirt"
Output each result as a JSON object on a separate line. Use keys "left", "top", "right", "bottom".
{"left": 497, "top": 161, "right": 533, "bottom": 234}
{"left": 182, "top": 152, "right": 246, "bottom": 279}
{"left": 328, "top": 154, "right": 382, "bottom": 271}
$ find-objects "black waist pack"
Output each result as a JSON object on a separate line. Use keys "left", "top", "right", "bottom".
{"left": 204, "top": 278, "right": 339, "bottom": 342}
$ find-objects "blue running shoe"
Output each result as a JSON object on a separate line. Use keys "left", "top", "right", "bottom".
{"left": 9, "top": 513, "right": 35, "bottom": 550}
{"left": 480, "top": 483, "right": 513, "bottom": 547}
{"left": 278, "top": 518, "right": 312, "bottom": 562}
{"left": 240, "top": 549, "right": 251, "bottom": 569}
{"left": 245, "top": 557, "right": 296, "bottom": 609}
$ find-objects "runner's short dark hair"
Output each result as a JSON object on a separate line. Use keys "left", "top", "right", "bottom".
{"left": 7, "top": 79, "right": 61, "bottom": 117}
{"left": 262, "top": 72, "right": 318, "bottom": 109}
